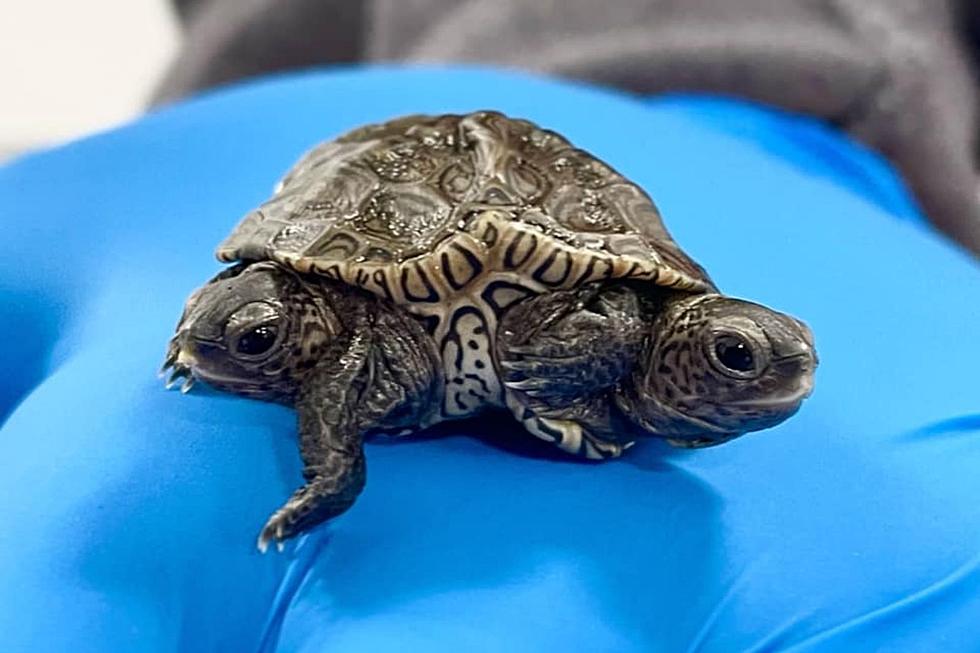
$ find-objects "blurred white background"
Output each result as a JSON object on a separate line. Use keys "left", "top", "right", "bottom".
{"left": 0, "top": 0, "right": 178, "bottom": 160}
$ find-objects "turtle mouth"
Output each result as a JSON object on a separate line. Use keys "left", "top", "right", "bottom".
{"left": 725, "top": 379, "right": 814, "bottom": 410}
{"left": 160, "top": 338, "right": 197, "bottom": 394}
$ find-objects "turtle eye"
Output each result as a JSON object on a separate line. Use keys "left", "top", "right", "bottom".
{"left": 713, "top": 334, "right": 755, "bottom": 374}
{"left": 236, "top": 324, "right": 279, "bottom": 357}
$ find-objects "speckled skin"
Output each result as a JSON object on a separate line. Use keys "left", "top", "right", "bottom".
{"left": 165, "top": 263, "right": 443, "bottom": 550}
{"left": 164, "top": 112, "right": 818, "bottom": 550}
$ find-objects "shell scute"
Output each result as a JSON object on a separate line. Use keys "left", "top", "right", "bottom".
{"left": 218, "top": 111, "right": 714, "bottom": 303}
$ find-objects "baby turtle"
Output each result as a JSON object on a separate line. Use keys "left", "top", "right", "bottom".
{"left": 163, "top": 111, "right": 817, "bottom": 551}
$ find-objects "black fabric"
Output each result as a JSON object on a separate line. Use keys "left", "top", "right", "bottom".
{"left": 154, "top": 0, "right": 365, "bottom": 104}
{"left": 154, "top": 0, "right": 980, "bottom": 254}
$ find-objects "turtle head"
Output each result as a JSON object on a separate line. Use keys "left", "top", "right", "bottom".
{"left": 163, "top": 262, "right": 339, "bottom": 401}
{"left": 617, "top": 294, "right": 817, "bottom": 448}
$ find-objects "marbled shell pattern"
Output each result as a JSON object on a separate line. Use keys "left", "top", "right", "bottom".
{"left": 217, "top": 111, "right": 714, "bottom": 422}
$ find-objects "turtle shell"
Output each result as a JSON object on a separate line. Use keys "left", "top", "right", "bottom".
{"left": 217, "top": 111, "right": 715, "bottom": 311}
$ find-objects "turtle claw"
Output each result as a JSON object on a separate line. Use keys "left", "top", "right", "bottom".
{"left": 161, "top": 337, "right": 197, "bottom": 391}
{"left": 160, "top": 338, "right": 180, "bottom": 376}
{"left": 256, "top": 525, "right": 275, "bottom": 554}
{"left": 161, "top": 335, "right": 199, "bottom": 393}
{"left": 257, "top": 513, "right": 290, "bottom": 554}
{"left": 165, "top": 368, "right": 183, "bottom": 390}
{"left": 164, "top": 363, "right": 194, "bottom": 391}
{"left": 159, "top": 353, "right": 177, "bottom": 378}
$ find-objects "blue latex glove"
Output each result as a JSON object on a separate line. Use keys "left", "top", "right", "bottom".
{"left": 1, "top": 67, "right": 978, "bottom": 653}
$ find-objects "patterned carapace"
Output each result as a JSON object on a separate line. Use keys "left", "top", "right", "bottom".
{"left": 216, "top": 112, "right": 714, "bottom": 423}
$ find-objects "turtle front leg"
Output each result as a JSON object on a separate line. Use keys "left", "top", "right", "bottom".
{"left": 258, "top": 304, "right": 442, "bottom": 552}
{"left": 498, "top": 283, "right": 646, "bottom": 459}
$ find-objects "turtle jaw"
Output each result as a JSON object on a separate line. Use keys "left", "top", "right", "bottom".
{"left": 663, "top": 371, "right": 816, "bottom": 449}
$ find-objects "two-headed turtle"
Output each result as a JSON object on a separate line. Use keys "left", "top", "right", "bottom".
{"left": 163, "top": 111, "right": 817, "bottom": 551}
